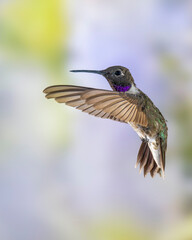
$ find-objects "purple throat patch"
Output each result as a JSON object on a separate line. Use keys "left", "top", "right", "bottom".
{"left": 113, "top": 84, "right": 131, "bottom": 92}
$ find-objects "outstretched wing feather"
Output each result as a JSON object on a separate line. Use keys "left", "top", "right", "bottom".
{"left": 44, "top": 85, "right": 148, "bottom": 126}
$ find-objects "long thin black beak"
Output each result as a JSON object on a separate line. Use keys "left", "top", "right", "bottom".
{"left": 70, "top": 70, "right": 104, "bottom": 75}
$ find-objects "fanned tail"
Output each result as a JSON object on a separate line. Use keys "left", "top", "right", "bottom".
{"left": 135, "top": 141, "right": 163, "bottom": 178}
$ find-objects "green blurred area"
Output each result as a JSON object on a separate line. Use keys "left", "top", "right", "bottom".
{"left": 0, "top": 0, "right": 68, "bottom": 73}
{"left": 88, "top": 218, "right": 150, "bottom": 240}
{"left": 160, "top": 53, "right": 192, "bottom": 168}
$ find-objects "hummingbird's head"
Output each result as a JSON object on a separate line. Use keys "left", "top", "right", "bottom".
{"left": 101, "top": 66, "right": 135, "bottom": 92}
{"left": 70, "top": 66, "right": 136, "bottom": 93}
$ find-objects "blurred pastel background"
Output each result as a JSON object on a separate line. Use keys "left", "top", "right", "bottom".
{"left": 0, "top": 0, "right": 192, "bottom": 239}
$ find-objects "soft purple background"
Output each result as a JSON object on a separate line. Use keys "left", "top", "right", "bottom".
{"left": 0, "top": 0, "right": 192, "bottom": 240}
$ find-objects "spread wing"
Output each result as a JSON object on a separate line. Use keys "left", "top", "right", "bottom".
{"left": 43, "top": 85, "right": 148, "bottom": 127}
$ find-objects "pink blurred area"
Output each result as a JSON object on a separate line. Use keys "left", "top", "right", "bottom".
{"left": 0, "top": 0, "right": 192, "bottom": 240}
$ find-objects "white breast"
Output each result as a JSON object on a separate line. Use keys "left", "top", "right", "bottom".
{"left": 128, "top": 84, "right": 139, "bottom": 94}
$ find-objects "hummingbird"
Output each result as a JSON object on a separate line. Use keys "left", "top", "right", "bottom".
{"left": 43, "top": 66, "right": 168, "bottom": 178}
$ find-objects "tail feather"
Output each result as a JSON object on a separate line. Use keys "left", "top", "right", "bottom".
{"left": 136, "top": 141, "right": 162, "bottom": 178}
{"left": 135, "top": 141, "right": 147, "bottom": 168}
{"left": 139, "top": 146, "right": 150, "bottom": 173}
{"left": 150, "top": 164, "right": 159, "bottom": 178}
{"left": 144, "top": 151, "right": 154, "bottom": 177}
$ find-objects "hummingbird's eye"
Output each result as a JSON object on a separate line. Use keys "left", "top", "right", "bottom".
{"left": 114, "top": 70, "right": 122, "bottom": 76}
